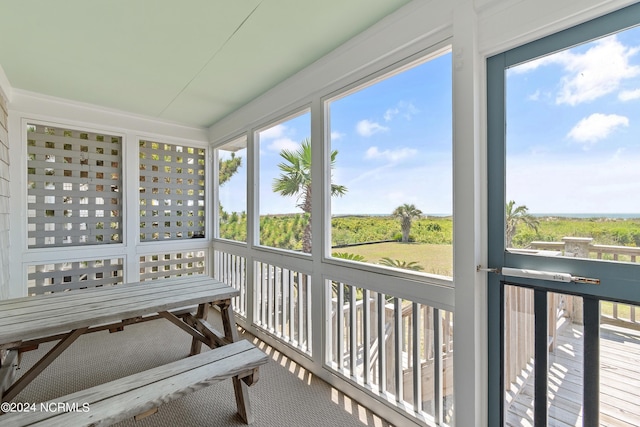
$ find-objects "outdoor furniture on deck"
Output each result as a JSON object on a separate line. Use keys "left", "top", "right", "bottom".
{"left": 0, "top": 276, "right": 267, "bottom": 425}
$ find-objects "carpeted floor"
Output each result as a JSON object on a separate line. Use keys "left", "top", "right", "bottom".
{"left": 12, "top": 311, "right": 393, "bottom": 427}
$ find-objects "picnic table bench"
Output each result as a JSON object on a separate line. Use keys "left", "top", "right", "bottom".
{"left": 0, "top": 276, "right": 267, "bottom": 425}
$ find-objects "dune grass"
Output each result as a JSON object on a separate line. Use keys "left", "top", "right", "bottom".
{"left": 334, "top": 242, "right": 453, "bottom": 276}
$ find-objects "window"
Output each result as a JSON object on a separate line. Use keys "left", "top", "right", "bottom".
{"left": 216, "top": 136, "right": 247, "bottom": 242}
{"left": 257, "top": 111, "right": 312, "bottom": 253}
{"left": 139, "top": 140, "right": 205, "bottom": 241}
{"left": 505, "top": 25, "right": 640, "bottom": 258}
{"left": 327, "top": 51, "right": 453, "bottom": 277}
{"left": 27, "top": 124, "right": 122, "bottom": 248}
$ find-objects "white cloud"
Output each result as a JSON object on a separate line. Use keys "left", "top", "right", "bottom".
{"left": 259, "top": 124, "right": 286, "bottom": 140}
{"left": 384, "top": 101, "right": 420, "bottom": 122}
{"left": 356, "top": 119, "right": 389, "bottom": 137}
{"left": 528, "top": 90, "right": 541, "bottom": 101}
{"left": 384, "top": 108, "right": 399, "bottom": 122}
{"left": 567, "top": 113, "right": 629, "bottom": 145}
{"left": 511, "top": 35, "right": 640, "bottom": 106}
{"left": 619, "top": 88, "right": 640, "bottom": 101}
{"left": 365, "top": 146, "right": 418, "bottom": 162}
{"left": 331, "top": 131, "right": 345, "bottom": 141}
{"left": 268, "top": 138, "right": 299, "bottom": 152}
{"left": 557, "top": 37, "right": 640, "bottom": 105}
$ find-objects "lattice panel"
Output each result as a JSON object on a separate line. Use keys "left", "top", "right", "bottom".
{"left": 27, "top": 124, "right": 122, "bottom": 248}
{"left": 27, "top": 258, "right": 123, "bottom": 295}
{"left": 139, "top": 140, "right": 206, "bottom": 241}
{"left": 139, "top": 250, "right": 206, "bottom": 281}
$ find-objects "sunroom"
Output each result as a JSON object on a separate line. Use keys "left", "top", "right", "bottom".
{"left": 2, "top": 1, "right": 640, "bottom": 426}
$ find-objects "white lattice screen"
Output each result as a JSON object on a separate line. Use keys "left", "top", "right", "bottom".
{"left": 139, "top": 140, "right": 205, "bottom": 241}
{"left": 27, "top": 258, "right": 123, "bottom": 295}
{"left": 27, "top": 124, "right": 122, "bottom": 248}
{"left": 139, "top": 250, "right": 206, "bottom": 281}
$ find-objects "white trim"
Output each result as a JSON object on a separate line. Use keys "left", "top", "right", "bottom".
{"left": 11, "top": 89, "right": 209, "bottom": 142}
{"left": 477, "top": 0, "right": 638, "bottom": 56}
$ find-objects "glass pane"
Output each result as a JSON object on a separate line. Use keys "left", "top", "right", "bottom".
{"left": 327, "top": 51, "right": 453, "bottom": 277}
{"left": 600, "top": 301, "right": 640, "bottom": 426}
{"left": 217, "top": 136, "right": 247, "bottom": 242}
{"left": 257, "top": 111, "right": 311, "bottom": 253}
{"left": 505, "top": 25, "right": 640, "bottom": 263}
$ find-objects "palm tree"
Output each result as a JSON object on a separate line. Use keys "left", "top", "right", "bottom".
{"left": 392, "top": 203, "right": 423, "bottom": 243}
{"left": 505, "top": 200, "right": 539, "bottom": 248}
{"left": 273, "top": 138, "right": 347, "bottom": 253}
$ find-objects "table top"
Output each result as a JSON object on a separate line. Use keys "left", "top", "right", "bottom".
{"left": 0, "top": 276, "right": 239, "bottom": 345}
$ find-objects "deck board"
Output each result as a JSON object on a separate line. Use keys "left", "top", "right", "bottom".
{"left": 506, "top": 322, "right": 640, "bottom": 426}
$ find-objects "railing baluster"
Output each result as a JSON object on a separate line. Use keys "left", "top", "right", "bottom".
{"left": 434, "top": 307, "right": 443, "bottom": 424}
{"left": 262, "top": 263, "right": 268, "bottom": 327}
{"left": 337, "top": 282, "right": 345, "bottom": 370}
{"left": 412, "top": 302, "right": 421, "bottom": 412}
{"left": 378, "top": 292, "right": 386, "bottom": 394}
{"left": 394, "top": 297, "right": 403, "bottom": 403}
{"left": 363, "top": 289, "right": 371, "bottom": 385}
{"left": 306, "top": 273, "right": 312, "bottom": 352}
{"left": 349, "top": 284, "right": 357, "bottom": 377}
{"left": 268, "top": 265, "right": 274, "bottom": 330}
{"left": 298, "top": 273, "right": 304, "bottom": 347}
{"left": 288, "top": 270, "right": 294, "bottom": 341}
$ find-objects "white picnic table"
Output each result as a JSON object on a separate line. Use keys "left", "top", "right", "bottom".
{"left": 0, "top": 276, "right": 264, "bottom": 425}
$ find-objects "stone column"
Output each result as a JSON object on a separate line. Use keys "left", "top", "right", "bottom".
{"left": 561, "top": 237, "right": 592, "bottom": 324}
{"left": 562, "top": 236, "right": 593, "bottom": 259}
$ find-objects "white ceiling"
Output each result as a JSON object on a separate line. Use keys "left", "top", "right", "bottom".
{"left": 0, "top": 0, "right": 412, "bottom": 128}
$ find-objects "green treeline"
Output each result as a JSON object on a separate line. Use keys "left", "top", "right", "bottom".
{"left": 220, "top": 213, "right": 640, "bottom": 250}
{"left": 512, "top": 216, "right": 640, "bottom": 248}
{"left": 219, "top": 213, "right": 452, "bottom": 250}
{"left": 331, "top": 216, "right": 452, "bottom": 246}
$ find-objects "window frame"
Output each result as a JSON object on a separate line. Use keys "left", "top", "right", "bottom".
{"left": 253, "top": 107, "right": 313, "bottom": 256}
{"left": 321, "top": 43, "right": 454, "bottom": 286}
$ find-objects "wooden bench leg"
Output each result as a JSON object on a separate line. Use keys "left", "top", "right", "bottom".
{"left": 0, "top": 349, "right": 19, "bottom": 402}
{"left": 218, "top": 300, "right": 255, "bottom": 424}
{"left": 233, "top": 377, "right": 254, "bottom": 424}
{"left": 2, "top": 328, "right": 87, "bottom": 402}
{"left": 190, "top": 303, "right": 208, "bottom": 355}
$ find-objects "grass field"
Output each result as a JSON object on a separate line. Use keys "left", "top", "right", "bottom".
{"left": 334, "top": 242, "right": 453, "bottom": 276}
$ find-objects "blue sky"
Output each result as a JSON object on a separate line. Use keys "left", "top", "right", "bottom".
{"left": 506, "top": 25, "right": 640, "bottom": 214}
{"left": 222, "top": 25, "right": 640, "bottom": 218}
{"left": 247, "top": 52, "right": 453, "bottom": 216}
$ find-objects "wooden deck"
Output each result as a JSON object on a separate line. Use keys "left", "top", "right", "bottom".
{"left": 506, "top": 321, "right": 640, "bottom": 427}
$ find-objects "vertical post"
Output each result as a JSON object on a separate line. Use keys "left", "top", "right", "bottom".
{"left": 534, "top": 289, "right": 548, "bottom": 427}
{"left": 583, "top": 297, "right": 600, "bottom": 426}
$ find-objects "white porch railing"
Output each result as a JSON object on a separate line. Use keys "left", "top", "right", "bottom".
{"left": 327, "top": 280, "right": 454, "bottom": 425}
{"left": 213, "top": 247, "right": 454, "bottom": 426}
